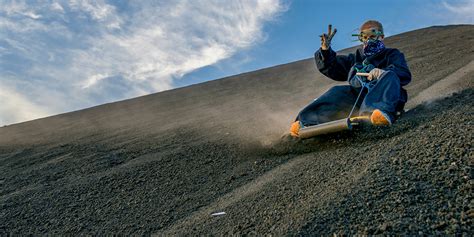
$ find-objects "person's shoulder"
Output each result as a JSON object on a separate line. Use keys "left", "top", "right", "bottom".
{"left": 383, "top": 48, "right": 407, "bottom": 58}
{"left": 384, "top": 48, "right": 402, "bottom": 54}
{"left": 386, "top": 47, "right": 410, "bottom": 55}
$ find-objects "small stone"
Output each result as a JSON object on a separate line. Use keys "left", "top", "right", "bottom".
{"left": 379, "top": 222, "right": 390, "bottom": 231}
{"left": 432, "top": 221, "right": 447, "bottom": 230}
{"left": 466, "top": 209, "right": 474, "bottom": 218}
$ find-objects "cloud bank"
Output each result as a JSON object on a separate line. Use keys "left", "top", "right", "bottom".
{"left": 0, "top": 0, "right": 285, "bottom": 125}
{"left": 440, "top": 0, "right": 474, "bottom": 24}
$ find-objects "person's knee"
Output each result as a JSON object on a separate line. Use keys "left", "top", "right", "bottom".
{"left": 329, "top": 85, "right": 350, "bottom": 91}
{"left": 375, "top": 70, "right": 401, "bottom": 89}
{"left": 324, "top": 85, "right": 352, "bottom": 97}
{"left": 379, "top": 70, "right": 397, "bottom": 81}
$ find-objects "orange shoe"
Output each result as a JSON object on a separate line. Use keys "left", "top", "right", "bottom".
{"left": 290, "top": 121, "right": 301, "bottom": 137}
{"left": 370, "top": 109, "right": 392, "bottom": 126}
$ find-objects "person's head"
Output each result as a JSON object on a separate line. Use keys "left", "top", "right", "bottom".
{"left": 358, "top": 20, "right": 384, "bottom": 44}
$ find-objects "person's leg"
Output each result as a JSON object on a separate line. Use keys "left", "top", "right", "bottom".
{"left": 297, "top": 85, "right": 361, "bottom": 127}
{"left": 359, "top": 71, "right": 401, "bottom": 123}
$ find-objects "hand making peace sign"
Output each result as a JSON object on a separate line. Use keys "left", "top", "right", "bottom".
{"left": 320, "top": 24, "right": 337, "bottom": 50}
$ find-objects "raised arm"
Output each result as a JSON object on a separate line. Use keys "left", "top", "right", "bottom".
{"left": 315, "top": 48, "right": 355, "bottom": 81}
{"left": 314, "top": 24, "right": 355, "bottom": 81}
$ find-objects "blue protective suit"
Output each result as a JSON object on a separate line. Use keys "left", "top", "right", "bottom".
{"left": 296, "top": 47, "right": 411, "bottom": 126}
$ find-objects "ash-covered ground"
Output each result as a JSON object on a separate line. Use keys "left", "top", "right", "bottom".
{"left": 1, "top": 25, "right": 473, "bottom": 235}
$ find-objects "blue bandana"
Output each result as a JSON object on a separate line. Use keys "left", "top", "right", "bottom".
{"left": 363, "top": 39, "right": 385, "bottom": 57}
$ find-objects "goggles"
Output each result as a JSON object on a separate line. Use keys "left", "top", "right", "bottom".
{"left": 352, "top": 28, "right": 384, "bottom": 42}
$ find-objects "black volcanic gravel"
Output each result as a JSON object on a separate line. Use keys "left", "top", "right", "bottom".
{"left": 156, "top": 89, "right": 473, "bottom": 236}
{"left": 0, "top": 25, "right": 473, "bottom": 235}
{"left": 299, "top": 89, "right": 473, "bottom": 235}
{"left": 1, "top": 90, "right": 471, "bottom": 235}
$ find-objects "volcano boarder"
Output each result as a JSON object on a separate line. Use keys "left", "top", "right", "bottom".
{"left": 290, "top": 20, "right": 412, "bottom": 138}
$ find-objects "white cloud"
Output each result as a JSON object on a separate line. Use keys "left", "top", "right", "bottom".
{"left": 442, "top": 0, "right": 474, "bottom": 23}
{"left": 81, "top": 73, "right": 110, "bottom": 89}
{"left": 0, "top": 0, "right": 285, "bottom": 125}
{"left": 0, "top": 84, "right": 50, "bottom": 125}
{"left": 2, "top": 1, "right": 42, "bottom": 19}
{"left": 50, "top": 2, "right": 65, "bottom": 13}
{"left": 69, "top": 0, "right": 122, "bottom": 29}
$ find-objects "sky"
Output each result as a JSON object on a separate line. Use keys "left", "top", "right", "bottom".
{"left": 1, "top": 0, "right": 473, "bottom": 125}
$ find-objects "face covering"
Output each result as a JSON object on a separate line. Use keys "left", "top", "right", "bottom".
{"left": 363, "top": 39, "right": 385, "bottom": 57}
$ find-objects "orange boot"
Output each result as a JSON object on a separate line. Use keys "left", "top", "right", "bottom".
{"left": 370, "top": 109, "right": 392, "bottom": 126}
{"left": 290, "top": 121, "right": 301, "bottom": 137}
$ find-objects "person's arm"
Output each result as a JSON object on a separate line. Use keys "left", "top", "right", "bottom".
{"left": 315, "top": 48, "right": 355, "bottom": 81}
{"left": 384, "top": 49, "right": 411, "bottom": 86}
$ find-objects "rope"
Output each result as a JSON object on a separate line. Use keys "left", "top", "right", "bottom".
{"left": 347, "top": 74, "right": 376, "bottom": 118}
{"left": 348, "top": 85, "right": 365, "bottom": 119}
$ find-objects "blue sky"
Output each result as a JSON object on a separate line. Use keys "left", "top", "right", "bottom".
{"left": 1, "top": 0, "right": 473, "bottom": 125}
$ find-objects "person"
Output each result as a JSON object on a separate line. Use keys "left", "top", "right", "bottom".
{"left": 290, "top": 20, "right": 412, "bottom": 137}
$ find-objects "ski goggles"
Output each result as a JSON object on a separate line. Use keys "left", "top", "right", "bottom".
{"left": 352, "top": 28, "right": 384, "bottom": 42}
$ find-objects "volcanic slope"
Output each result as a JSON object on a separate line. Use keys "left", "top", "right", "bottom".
{"left": 1, "top": 25, "right": 473, "bottom": 235}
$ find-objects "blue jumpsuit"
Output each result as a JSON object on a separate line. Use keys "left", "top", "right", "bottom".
{"left": 297, "top": 47, "right": 412, "bottom": 126}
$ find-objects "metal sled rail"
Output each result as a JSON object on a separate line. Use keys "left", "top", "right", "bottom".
{"left": 298, "top": 118, "right": 352, "bottom": 139}
{"left": 298, "top": 116, "right": 369, "bottom": 139}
